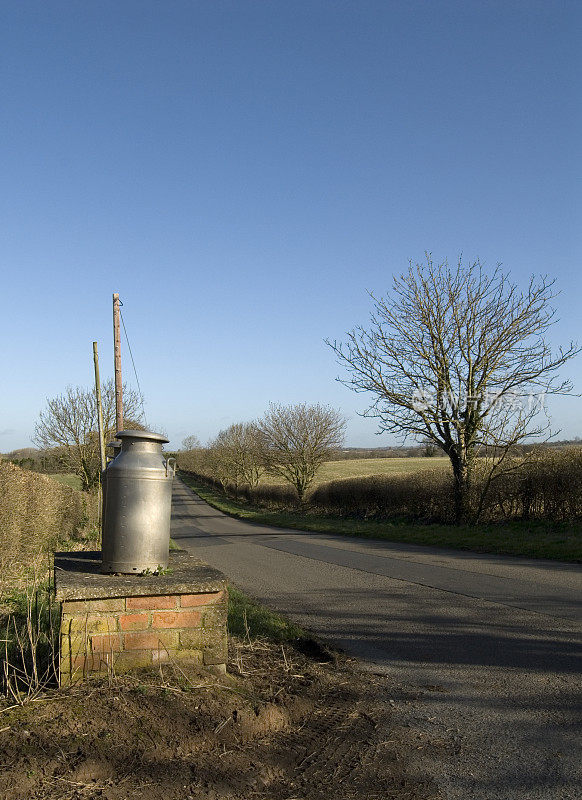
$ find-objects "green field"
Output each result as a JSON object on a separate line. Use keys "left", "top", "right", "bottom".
{"left": 261, "top": 456, "right": 450, "bottom": 486}
{"left": 45, "top": 459, "right": 450, "bottom": 493}
{"left": 48, "top": 473, "right": 83, "bottom": 491}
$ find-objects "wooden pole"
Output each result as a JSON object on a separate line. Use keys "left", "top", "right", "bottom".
{"left": 92, "top": 341, "right": 106, "bottom": 473}
{"left": 113, "top": 293, "right": 123, "bottom": 433}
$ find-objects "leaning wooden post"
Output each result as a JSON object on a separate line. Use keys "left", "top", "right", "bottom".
{"left": 92, "top": 341, "right": 106, "bottom": 473}
{"left": 93, "top": 341, "right": 107, "bottom": 534}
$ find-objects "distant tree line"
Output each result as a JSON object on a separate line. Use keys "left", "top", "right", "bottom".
{"left": 2, "top": 447, "right": 64, "bottom": 475}
{"left": 326, "top": 439, "right": 582, "bottom": 462}
{"left": 331, "top": 444, "right": 440, "bottom": 460}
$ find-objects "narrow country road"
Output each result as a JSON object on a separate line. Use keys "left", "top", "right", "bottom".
{"left": 171, "top": 479, "right": 582, "bottom": 800}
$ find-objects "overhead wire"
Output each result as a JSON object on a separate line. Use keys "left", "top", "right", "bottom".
{"left": 119, "top": 305, "right": 148, "bottom": 427}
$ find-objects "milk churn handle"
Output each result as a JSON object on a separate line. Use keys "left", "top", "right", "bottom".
{"left": 165, "top": 457, "right": 177, "bottom": 477}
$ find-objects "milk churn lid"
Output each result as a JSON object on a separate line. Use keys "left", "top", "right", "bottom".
{"left": 116, "top": 430, "right": 169, "bottom": 444}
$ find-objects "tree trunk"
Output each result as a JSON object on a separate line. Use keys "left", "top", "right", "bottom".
{"left": 450, "top": 454, "right": 470, "bottom": 525}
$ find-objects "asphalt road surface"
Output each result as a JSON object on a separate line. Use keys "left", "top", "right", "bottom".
{"left": 171, "top": 479, "right": 582, "bottom": 800}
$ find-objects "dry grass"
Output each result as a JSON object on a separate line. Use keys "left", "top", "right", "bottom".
{"left": 2, "top": 579, "right": 60, "bottom": 703}
{"left": 177, "top": 451, "right": 450, "bottom": 492}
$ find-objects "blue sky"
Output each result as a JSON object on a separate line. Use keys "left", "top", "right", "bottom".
{"left": 1, "top": 0, "right": 581, "bottom": 451}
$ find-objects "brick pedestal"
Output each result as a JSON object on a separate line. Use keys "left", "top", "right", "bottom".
{"left": 54, "top": 550, "right": 228, "bottom": 685}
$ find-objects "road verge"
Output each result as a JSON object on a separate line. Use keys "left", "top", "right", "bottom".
{"left": 179, "top": 472, "right": 582, "bottom": 562}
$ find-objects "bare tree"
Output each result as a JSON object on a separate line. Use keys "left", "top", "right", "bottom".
{"left": 258, "top": 403, "right": 346, "bottom": 500}
{"left": 207, "top": 422, "right": 265, "bottom": 489}
{"left": 34, "top": 380, "right": 144, "bottom": 490}
{"left": 327, "top": 256, "right": 580, "bottom": 523}
{"left": 182, "top": 434, "right": 201, "bottom": 451}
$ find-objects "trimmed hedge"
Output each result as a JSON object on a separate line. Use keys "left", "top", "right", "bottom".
{"left": 0, "top": 461, "right": 97, "bottom": 592}
{"left": 309, "top": 470, "right": 453, "bottom": 522}
{"left": 182, "top": 447, "right": 582, "bottom": 524}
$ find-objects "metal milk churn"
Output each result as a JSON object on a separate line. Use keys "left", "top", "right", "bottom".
{"left": 101, "top": 430, "right": 176, "bottom": 574}
{"left": 100, "top": 439, "right": 122, "bottom": 529}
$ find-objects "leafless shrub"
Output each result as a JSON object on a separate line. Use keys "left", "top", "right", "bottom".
{"left": 33, "top": 380, "right": 144, "bottom": 490}
{"left": 176, "top": 447, "right": 208, "bottom": 474}
{"left": 480, "top": 447, "right": 582, "bottom": 522}
{"left": 176, "top": 448, "right": 207, "bottom": 474}
{"left": 181, "top": 434, "right": 201, "bottom": 451}
{"left": 183, "top": 445, "right": 582, "bottom": 524}
{"left": 237, "top": 482, "right": 300, "bottom": 509}
{"left": 310, "top": 449, "right": 582, "bottom": 523}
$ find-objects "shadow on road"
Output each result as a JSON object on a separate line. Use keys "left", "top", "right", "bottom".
{"left": 259, "top": 586, "right": 582, "bottom": 676}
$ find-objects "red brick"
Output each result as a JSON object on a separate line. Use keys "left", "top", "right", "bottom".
{"left": 70, "top": 654, "right": 106, "bottom": 674}
{"left": 126, "top": 595, "right": 177, "bottom": 610}
{"left": 124, "top": 631, "right": 179, "bottom": 651}
{"left": 67, "top": 655, "right": 87, "bottom": 673}
{"left": 180, "top": 591, "right": 224, "bottom": 607}
{"left": 119, "top": 613, "right": 149, "bottom": 631}
{"left": 91, "top": 634, "right": 122, "bottom": 652}
{"left": 152, "top": 610, "right": 201, "bottom": 629}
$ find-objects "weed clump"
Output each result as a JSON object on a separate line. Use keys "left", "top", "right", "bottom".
{"left": 228, "top": 586, "right": 305, "bottom": 643}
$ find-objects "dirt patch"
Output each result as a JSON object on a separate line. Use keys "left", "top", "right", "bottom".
{"left": 0, "top": 637, "right": 442, "bottom": 800}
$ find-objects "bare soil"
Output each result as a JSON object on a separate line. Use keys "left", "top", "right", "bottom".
{"left": 0, "top": 637, "right": 442, "bottom": 800}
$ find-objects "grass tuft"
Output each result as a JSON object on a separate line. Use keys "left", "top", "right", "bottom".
{"left": 228, "top": 586, "right": 305, "bottom": 643}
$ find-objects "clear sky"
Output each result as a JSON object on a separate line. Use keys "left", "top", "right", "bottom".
{"left": 1, "top": 0, "right": 581, "bottom": 452}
